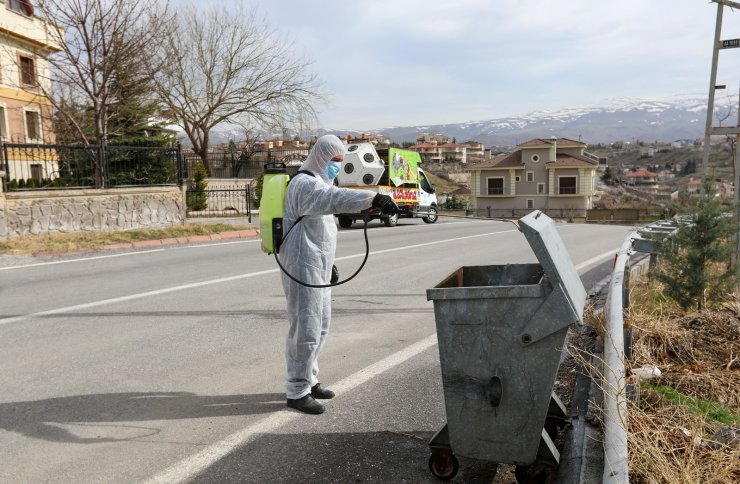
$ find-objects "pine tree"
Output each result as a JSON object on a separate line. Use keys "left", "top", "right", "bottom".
{"left": 652, "top": 179, "right": 739, "bottom": 310}
{"left": 187, "top": 162, "right": 209, "bottom": 211}
{"left": 601, "top": 166, "right": 613, "bottom": 185}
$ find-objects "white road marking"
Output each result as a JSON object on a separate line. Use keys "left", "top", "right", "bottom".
{"left": 0, "top": 229, "right": 513, "bottom": 327}
{"left": 143, "top": 334, "right": 438, "bottom": 484}
{"left": 574, "top": 250, "right": 617, "bottom": 271}
{"left": 0, "top": 241, "right": 258, "bottom": 271}
{"left": 0, "top": 248, "right": 166, "bottom": 271}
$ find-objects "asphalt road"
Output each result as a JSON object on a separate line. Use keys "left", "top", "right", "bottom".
{"left": 0, "top": 217, "right": 635, "bottom": 483}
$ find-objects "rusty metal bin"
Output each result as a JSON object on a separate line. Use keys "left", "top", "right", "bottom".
{"left": 425, "top": 211, "right": 587, "bottom": 481}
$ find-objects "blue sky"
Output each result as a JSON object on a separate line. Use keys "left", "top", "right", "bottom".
{"left": 238, "top": 1, "right": 740, "bottom": 130}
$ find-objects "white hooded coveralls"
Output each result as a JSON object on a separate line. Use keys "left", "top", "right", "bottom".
{"left": 280, "top": 135, "right": 375, "bottom": 399}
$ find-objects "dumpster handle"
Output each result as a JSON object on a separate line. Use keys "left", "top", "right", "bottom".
{"left": 488, "top": 375, "right": 503, "bottom": 407}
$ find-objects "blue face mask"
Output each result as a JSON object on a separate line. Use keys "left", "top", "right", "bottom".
{"left": 327, "top": 161, "right": 341, "bottom": 181}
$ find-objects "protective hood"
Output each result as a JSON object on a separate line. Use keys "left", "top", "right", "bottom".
{"left": 300, "top": 135, "right": 345, "bottom": 183}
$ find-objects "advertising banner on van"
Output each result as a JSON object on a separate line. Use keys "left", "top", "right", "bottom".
{"left": 389, "top": 148, "right": 420, "bottom": 187}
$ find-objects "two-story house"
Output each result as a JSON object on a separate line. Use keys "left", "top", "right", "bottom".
{"left": 0, "top": 0, "right": 61, "bottom": 182}
{"left": 467, "top": 137, "right": 597, "bottom": 218}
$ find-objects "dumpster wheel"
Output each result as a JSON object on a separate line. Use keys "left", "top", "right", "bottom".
{"left": 514, "top": 463, "right": 550, "bottom": 484}
{"left": 428, "top": 449, "right": 459, "bottom": 480}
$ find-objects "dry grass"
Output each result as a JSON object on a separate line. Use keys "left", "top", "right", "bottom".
{"left": 0, "top": 223, "right": 250, "bottom": 255}
{"left": 597, "top": 279, "right": 740, "bottom": 483}
{"left": 628, "top": 407, "right": 739, "bottom": 483}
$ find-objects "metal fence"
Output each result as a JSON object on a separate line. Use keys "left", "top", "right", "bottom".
{"left": 1, "top": 142, "right": 182, "bottom": 191}
{"left": 182, "top": 148, "right": 308, "bottom": 179}
{"left": 586, "top": 208, "right": 669, "bottom": 223}
{"left": 186, "top": 186, "right": 255, "bottom": 220}
{"left": 468, "top": 207, "right": 588, "bottom": 219}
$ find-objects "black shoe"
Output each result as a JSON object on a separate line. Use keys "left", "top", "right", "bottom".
{"left": 287, "top": 394, "right": 325, "bottom": 414}
{"left": 311, "top": 383, "right": 335, "bottom": 400}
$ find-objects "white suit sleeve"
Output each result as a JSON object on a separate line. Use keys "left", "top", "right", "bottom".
{"left": 288, "top": 177, "right": 374, "bottom": 217}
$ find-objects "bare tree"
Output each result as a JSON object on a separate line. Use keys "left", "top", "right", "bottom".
{"left": 34, "top": 0, "right": 171, "bottom": 185}
{"left": 152, "top": 4, "right": 323, "bottom": 171}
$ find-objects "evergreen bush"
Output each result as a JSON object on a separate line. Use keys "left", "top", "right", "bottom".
{"left": 253, "top": 172, "right": 265, "bottom": 209}
{"left": 187, "top": 162, "right": 208, "bottom": 211}
{"left": 649, "top": 179, "right": 739, "bottom": 310}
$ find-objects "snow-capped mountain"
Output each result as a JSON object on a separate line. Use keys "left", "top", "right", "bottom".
{"left": 348, "top": 93, "right": 736, "bottom": 147}
{"left": 184, "top": 93, "right": 735, "bottom": 148}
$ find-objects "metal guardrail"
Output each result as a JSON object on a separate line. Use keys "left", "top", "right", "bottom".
{"left": 602, "top": 220, "right": 680, "bottom": 483}
{"left": 602, "top": 235, "right": 632, "bottom": 484}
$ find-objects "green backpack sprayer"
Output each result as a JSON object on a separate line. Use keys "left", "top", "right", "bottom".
{"left": 259, "top": 162, "right": 372, "bottom": 288}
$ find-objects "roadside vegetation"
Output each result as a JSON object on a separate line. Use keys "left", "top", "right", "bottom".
{"left": 584, "top": 179, "right": 740, "bottom": 482}
{"left": 624, "top": 280, "right": 739, "bottom": 483}
{"left": 0, "top": 223, "right": 249, "bottom": 256}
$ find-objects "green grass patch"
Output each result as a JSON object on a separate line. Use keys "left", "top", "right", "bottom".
{"left": 0, "top": 223, "right": 252, "bottom": 255}
{"left": 643, "top": 383, "right": 740, "bottom": 426}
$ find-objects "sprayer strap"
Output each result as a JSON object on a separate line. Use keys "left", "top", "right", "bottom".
{"left": 278, "top": 170, "right": 313, "bottom": 253}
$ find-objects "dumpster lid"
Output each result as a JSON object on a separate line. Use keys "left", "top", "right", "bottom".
{"left": 518, "top": 211, "right": 587, "bottom": 320}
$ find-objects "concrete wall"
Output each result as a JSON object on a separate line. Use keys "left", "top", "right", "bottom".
{"left": 0, "top": 183, "right": 185, "bottom": 240}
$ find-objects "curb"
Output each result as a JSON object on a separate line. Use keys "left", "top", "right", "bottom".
{"left": 101, "top": 229, "right": 259, "bottom": 251}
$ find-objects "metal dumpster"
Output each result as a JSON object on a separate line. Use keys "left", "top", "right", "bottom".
{"left": 425, "top": 211, "right": 587, "bottom": 481}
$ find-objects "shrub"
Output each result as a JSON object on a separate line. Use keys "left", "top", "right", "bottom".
{"left": 253, "top": 172, "right": 265, "bottom": 209}
{"left": 187, "top": 162, "right": 208, "bottom": 211}
{"left": 649, "top": 179, "right": 739, "bottom": 310}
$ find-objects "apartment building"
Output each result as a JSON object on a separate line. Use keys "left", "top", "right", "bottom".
{"left": 0, "top": 0, "right": 61, "bottom": 181}
{"left": 409, "top": 142, "right": 468, "bottom": 164}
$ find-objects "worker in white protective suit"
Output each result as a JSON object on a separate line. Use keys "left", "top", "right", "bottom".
{"left": 281, "top": 135, "right": 399, "bottom": 414}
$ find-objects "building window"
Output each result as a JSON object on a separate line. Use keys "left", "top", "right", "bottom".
{"left": 515, "top": 176, "right": 521, "bottom": 182}
{"left": 526, "top": 199, "right": 534, "bottom": 209}
{"left": 7, "top": 0, "right": 30, "bottom": 15}
{"left": 531, "top": 154, "right": 540, "bottom": 163}
{"left": 537, "top": 183, "right": 545, "bottom": 194}
{"left": 526, "top": 171, "right": 534, "bottom": 182}
{"left": 487, "top": 177, "right": 504, "bottom": 195}
{"left": 559, "top": 176, "right": 577, "bottom": 194}
{"left": 31, "top": 164, "right": 43, "bottom": 182}
{"left": 19, "top": 56, "right": 36, "bottom": 85}
{"left": 25, "top": 110, "right": 41, "bottom": 141}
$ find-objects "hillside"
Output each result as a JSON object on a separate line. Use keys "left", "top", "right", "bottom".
{"left": 592, "top": 144, "right": 734, "bottom": 187}
{"left": 334, "top": 94, "right": 736, "bottom": 147}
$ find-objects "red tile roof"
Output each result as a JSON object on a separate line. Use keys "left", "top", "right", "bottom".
{"left": 626, "top": 169, "right": 658, "bottom": 178}
{"left": 468, "top": 150, "right": 522, "bottom": 169}
{"left": 518, "top": 139, "right": 554, "bottom": 148}
{"left": 518, "top": 137, "right": 587, "bottom": 148}
{"left": 547, "top": 153, "right": 597, "bottom": 167}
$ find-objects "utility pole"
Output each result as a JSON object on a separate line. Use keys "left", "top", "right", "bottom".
{"left": 703, "top": 1, "right": 740, "bottom": 284}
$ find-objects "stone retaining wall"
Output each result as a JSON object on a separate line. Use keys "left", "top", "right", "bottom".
{"left": 0, "top": 182, "right": 185, "bottom": 240}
